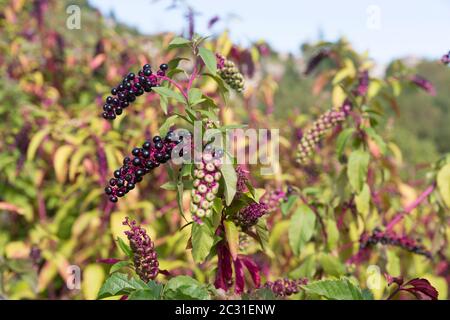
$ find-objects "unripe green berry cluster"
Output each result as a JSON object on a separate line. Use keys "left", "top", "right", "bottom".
{"left": 190, "top": 150, "right": 223, "bottom": 221}
{"left": 296, "top": 109, "right": 346, "bottom": 164}
{"left": 216, "top": 53, "right": 245, "bottom": 92}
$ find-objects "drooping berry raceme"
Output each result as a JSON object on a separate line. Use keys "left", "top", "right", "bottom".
{"left": 296, "top": 109, "right": 346, "bottom": 164}
{"left": 304, "top": 48, "right": 331, "bottom": 75}
{"left": 263, "top": 278, "right": 308, "bottom": 297}
{"left": 359, "top": 228, "right": 432, "bottom": 259}
{"left": 235, "top": 202, "right": 268, "bottom": 228}
{"left": 105, "top": 131, "right": 180, "bottom": 202}
{"left": 355, "top": 70, "right": 369, "bottom": 96}
{"left": 216, "top": 53, "right": 245, "bottom": 92}
{"left": 190, "top": 146, "right": 223, "bottom": 222}
{"left": 441, "top": 51, "right": 450, "bottom": 65}
{"left": 260, "top": 189, "right": 287, "bottom": 213}
{"left": 410, "top": 74, "right": 436, "bottom": 96}
{"left": 101, "top": 63, "right": 169, "bottom": 120}
{"left": 123, "top": 217, "right": 159, "bottom": 282}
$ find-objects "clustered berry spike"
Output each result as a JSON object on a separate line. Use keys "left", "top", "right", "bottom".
{"left": 441, "top": 51, "right": 450, "bottom": 65}
{"left": 296, "top": 109, "right": 346, "bottom": 164}
{"left": 260, "top": 188, "right": 287, "bottom": 213}
{"left": 190, "top": 145, "right": 223, "bottom": 222}
{"left": 263, "top": 278, "right": 308, "bottom": 297}
{"left": 410, "top": 74, "right": 436, "bottom": 96}
{"left": 360, "top": 228, "right": 432, "bottom": 259}
{"left": 123, "top": 217, "right": 159, "bottom": 282}
{"left": 105, "top": 131, "right": 180, "bottom": 202}
{"left": 216, "top": 53, "right": 245, "bottom": 92}
{"left": 235, "top": 165, "right": 249, "bottom": 193}
{"left": 101, "top": 63, "right": 169, "bottom": 120}
{"left": 235, "top": 202, "right": 268, "bottom": 228}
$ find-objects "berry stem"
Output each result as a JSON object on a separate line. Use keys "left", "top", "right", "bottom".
{"left": 386, "top": 183, "right": 436, "bottom": 231}
{"left": 157, "top": 75, "right": 188, "bottom": 101}
{"left": 187, "top": 65, "right": 198, "bottom": 91}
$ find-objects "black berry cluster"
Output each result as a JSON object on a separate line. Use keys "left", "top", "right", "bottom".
{"left": 190, "top": 145, "right": 223, "bottom": 222}
{"left": 263, "top": 278, "right": 308, "bottom": 297}
{"left": 296, "top": 109, "right": 346, "bottom": 164}
{"left": 105, "top": 131, "right": 180, "bottom": 202}
{"left": 235, "top": 202, "right": 268, "bottom": 228}
{"left": 102, "top": 63, "right": 169, "bottom": 120}
{"left": 216, "top": 53, "right": 245, "bottom": 92}
{"left": 442, "top": 51, "right": 450, "bottom": 65}
{"left": 123, "top": 217, "right": 159, "bottom": 282}
{"left": 360, "top": 228, "right": 432, "bottom": 259}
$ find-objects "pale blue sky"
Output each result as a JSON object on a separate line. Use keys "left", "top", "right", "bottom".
{"left": 89, "top": 0, "right": 450, "bottom": 64}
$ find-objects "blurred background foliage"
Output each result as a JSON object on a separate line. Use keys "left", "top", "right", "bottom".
{"left": 0, "top": 0, "right": 449, "bottom": 299}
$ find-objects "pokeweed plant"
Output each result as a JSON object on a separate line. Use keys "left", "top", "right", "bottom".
{"left": 1, "top": 2, "right": 448, "bottom": 300}
{"left": 96, "top": 36, "right": 447, "bottom": 301}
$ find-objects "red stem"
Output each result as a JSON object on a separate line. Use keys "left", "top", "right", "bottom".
{"left": 187, "top": 66, "right": 198, "bottom": 91}
{"left": 385, "top": 183, "right": 436, "bottom": 231}
{"left": 158, "top": 75, "right": 188, "bottom": 100}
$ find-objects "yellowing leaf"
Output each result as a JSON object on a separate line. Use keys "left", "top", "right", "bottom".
{"left": 27, "top": 128, "right": 50, "bottom": 161}
{"left": 332, "top": 85, "right": 346, "bottom": 109}
{"left": 5, "top": 241, "right": 29, "bottom": 259}
{"left": 422, "top": 274, "right": 447, "bottom": 300}
{"left": 82, "top": 264, "right": 105, "bottom": 300}
{"left": 69, "top": 146, "right": 91, "bottom": 181}
{"left": 224, "top": 220, "right": 239, "bottom": 260}
{"left": 355, "top": 183, "right": 370, "bottom": 217}
{"left": 54, "top": 145, "right": 74, "bottom": 183}
{"left": 110, "top": 212, "right": 130, "bottom": 244}
{"left": 437, "top": 164, "right": 450, "bottom": 208}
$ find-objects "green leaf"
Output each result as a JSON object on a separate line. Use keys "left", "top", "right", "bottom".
{"left": 97, "top": 273, "right": 147, "bottom": 299}
{"left": 160, "top": 181, "right": 177, "bottom": 191}
{"left": 163, "top": 276, "right": 210, "bottom": 300}
{"left": 437, "top": 164, "right": 450, "bottom": 208}
{"left": 303, "top": 278, "right": 365, "bottom": 300}
{"left": 191, "top": 223, "right": 214, "bottom": 263}
{"left": 168, "top": 57, "right": 189, "bottom": 70}
{"left": 188, "top": 88, "right": 204, "bottom": 106}
{"left": 159, "top": 114, "right": 178, "bottom": 137}
{"left": 116, "top": 238, "right": 132, "bottom": 258}
{"left": 198, "top": 47, "right": 217, "bottom": 75}
{"left": 127, "top": 281, "right": 163, "bottom": 300}
{"left": 168, "top": 37, "right": 191, "bottom": 49}
{"left": 255, "top": 218, "right": 269, "bottom": 250}
{"left": 319, "top": 254, "right": 346, "bottom": 277}
{"left": 109, "top": 261, "right": 130, "bottom": 274}
{"left": 290, "top": 255, "right": 316, "bottom": 279}
{"left": 365, "top": 127, "right": 387, "bottom": 155}
{"left": 224, "top": 220, "right": 239, "bottom": 260}
{"left": 347, "top": 149, "right": 370, "bottom": 193}
{"left": 204, "top": 73, "right": 230, "bottom": 104}
{"left": 355, "top": 183, "right": 370, "bottom": 217}
{"left": 152, "top": 86, "right": 186, "bottom": 104}
{"left": 281, "top": 195, "right": 298, "bottom": 217}
{"left": 325, "top": 219, "right": 339, "bottom": 250}
{"left": 220, "top": 156, "right": 237, "bottom": 206}
{"left": 336, "top": 128, "right": 355, "bottom": 158}
{"left": 288, "top": 204, "right": 316, "bottom": 256}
